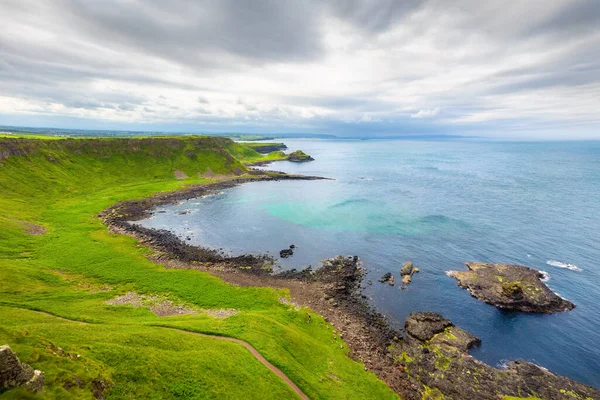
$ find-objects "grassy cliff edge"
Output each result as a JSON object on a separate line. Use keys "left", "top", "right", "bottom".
{"left": 0, "top": 137, "right": 396, "bottom": 399}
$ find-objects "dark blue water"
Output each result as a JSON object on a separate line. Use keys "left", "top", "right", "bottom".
{"left": 141, "top": 139, "right": 600, "bottom": 386}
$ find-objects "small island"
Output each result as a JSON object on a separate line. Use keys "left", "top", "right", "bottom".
{"left": 287, "top": 150, "right": 314, "bottom": 162}
{"left": 447, "top": 262, "right": 575, "bottom": 313}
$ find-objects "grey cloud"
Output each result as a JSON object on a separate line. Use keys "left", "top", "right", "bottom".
{"left": 528, "top": 1, "right": 600, "bottom": 37}
{"left": 59, "top": 0, "right": 326, "bottom": 68}
{"left": 0, "top": 0, "right": 599, "bottom": 137}
{"left": 328, "top": 0, "right": 423, "bottom": 33}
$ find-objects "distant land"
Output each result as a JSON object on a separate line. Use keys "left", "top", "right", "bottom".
{"left": 0, "top": 125, "right": 474, "bottom": 141}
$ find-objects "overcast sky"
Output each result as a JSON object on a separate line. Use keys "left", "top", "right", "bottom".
{"left": 1, "top": 0, "right": 599, "bottom": 138}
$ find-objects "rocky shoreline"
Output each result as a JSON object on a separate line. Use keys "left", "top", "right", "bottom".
{"left": 99, "top": 172, "right": 599, "bottom": 399}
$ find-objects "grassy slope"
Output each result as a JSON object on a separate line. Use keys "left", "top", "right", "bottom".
{"left": 0, "top": 137, "right": 398, "bottom": 399}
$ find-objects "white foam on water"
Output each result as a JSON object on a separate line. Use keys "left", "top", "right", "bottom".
{"left": 546, "top": 260, "right": 582, "bottom": 272}
{"left": 444, "top": 270, "right": 455, "bottom": 277}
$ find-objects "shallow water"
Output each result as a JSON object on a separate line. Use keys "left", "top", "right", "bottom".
{"left": 140, "top": 139, "right": 600, "bottom": 386}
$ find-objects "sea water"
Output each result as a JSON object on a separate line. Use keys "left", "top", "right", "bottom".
{"left": 140, "top": 139, "right": 600, "bottom": 386}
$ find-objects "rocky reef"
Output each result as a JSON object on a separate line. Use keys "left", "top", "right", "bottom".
{"left": 0, "top": 345, "right": 44, "bottom": 394}
{"left": 395, "top": 312, "right": 600, "bottom": 400}
{"left": 447, "top": 262, "right": 575, "bottom": 313}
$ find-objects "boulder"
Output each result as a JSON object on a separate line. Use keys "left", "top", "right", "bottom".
{"left": 400, "top": 261, "right": 419, "bottom": 285}
{"left": 379, "top": 272, "right": 394, "bottom": 284}
{"left": 0, "top": 345, "right": 44, "bottom": 393}
{"left": 279, "top": 248, "right": 294, "bottom": 258}
{"left": 400, "top": 261, "right": 414, "bottom": 276}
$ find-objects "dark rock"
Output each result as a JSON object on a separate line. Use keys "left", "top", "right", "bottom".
{"left": 379, "top": 272, "right": 393, "bottom": 284}
{"left": 404, "top": 311, "right": 452, "bottom": 343}
{"left": 396, "top": 313, "right": 600, "bottom": 400}
{"left": 0, "top": 345, "right": 44, "bottom": 393}
{"left": 447, "top": 262, "right": 575, "bottom": 313}
{"left": 289, "top": 244, "right": 295, "bottom": 249}
{"left": 280, "top": 248, "right": 294, "bottom": 258}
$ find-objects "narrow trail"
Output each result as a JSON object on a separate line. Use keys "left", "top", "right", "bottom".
{"left": 159, "top": 327, "right": 310, "bottom": 400}
{"left": 1, "top": 305, "right": 89, "bottom": 325}
{"left": 8, "top": 306, "right": 310, "bottom": 399}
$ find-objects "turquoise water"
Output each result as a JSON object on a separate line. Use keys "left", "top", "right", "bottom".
{"left": 141, "top": 139, "right": 600, "bottom": 386}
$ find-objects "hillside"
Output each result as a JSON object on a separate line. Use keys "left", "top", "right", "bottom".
{"left": 0, "top": 137, "right": 396, "bottom": 399}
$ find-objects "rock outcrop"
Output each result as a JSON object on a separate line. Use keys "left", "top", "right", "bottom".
{"left": 400, "top": 261, "right": 419, "bottom": 285}
{"left": 447, "top": 262, "right": 575, "bottom": 313}
{"left": 287, "top": 150, "right": 314, "bottom": 162}
{"left": 0, "top": 345, "right": 44, "bottom": 393}
{"left": 396, "top": 312, "right": 600, "bottom": 400}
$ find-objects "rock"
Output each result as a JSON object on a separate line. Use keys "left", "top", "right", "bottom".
{"left": 24, "top": 370, "right": 44, "bottom": 392}
{"left": 396, "top": 313, "right": 600, "bottom": 400}
{"left": 289, "top": 244, "right": 295, "bottom": 249}
{"left": 388, "top": 275, "right": 395, "bottom": 286}
{"left": 279, "top": 248, "right": 294, "bottom": 258}
{"left": 447, "top": 262, "right": 575, "bottom": 313}
{"left": 0, "top": 345, "right": 44, "bottom": 393}
{"left": 400, "top": 261, "right": 414, "bottom": 276}
{"left": 404, "top": 311, "right": 453, "bottom": 343}
{"left": 399, "top": 261, "right": 419, "bottom": 285}
{"left": 379, "top": 272, "right": 394, "bottom": 284}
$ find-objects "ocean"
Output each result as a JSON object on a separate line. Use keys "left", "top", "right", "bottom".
{"left": 139, "top": 139, "right": 600, "bottom": 386}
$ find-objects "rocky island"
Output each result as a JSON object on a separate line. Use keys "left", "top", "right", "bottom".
{"left": 447, "top": 262, "right": 575, "bottom": 313}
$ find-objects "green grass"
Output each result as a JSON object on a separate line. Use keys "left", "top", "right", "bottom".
{"left": 0, "top": 137, "right": 397, "bottom": 399}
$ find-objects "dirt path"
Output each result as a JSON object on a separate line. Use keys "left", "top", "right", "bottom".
{"left": 3, "top": 305, "right": 89, "bottom": 325}
{"left": 11, "top": 307, "right": 309, "bottom": 399}
{"left": 160, "top": 327, "right": 310, "bottom": 400}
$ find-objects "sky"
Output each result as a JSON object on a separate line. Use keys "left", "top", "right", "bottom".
{"left": 0, "top": 0, "right": 599, "bottom": 139}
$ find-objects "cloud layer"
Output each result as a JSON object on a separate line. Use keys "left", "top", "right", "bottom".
{"left": 1, "top": 0, "right": 599, "bottom": 138}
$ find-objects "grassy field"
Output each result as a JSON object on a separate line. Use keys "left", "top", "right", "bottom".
{"left": 0, "top": 137, "right": 398, "bottom": 399}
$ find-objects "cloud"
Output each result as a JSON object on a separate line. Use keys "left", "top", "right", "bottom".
{"left": 0, "top": 0, "right": 598, "bottom": 138}
{"left": 411, "top": 108, "right": 440, "bottom": 118}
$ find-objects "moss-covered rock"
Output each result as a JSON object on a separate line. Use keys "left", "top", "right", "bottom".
{"left": 447, "top": 262, "right": 575, "bottom": 313}
{"left": 394, "top": 312, "right": 600, "bottom": 400}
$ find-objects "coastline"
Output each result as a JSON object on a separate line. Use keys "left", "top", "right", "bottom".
{"left": 100, "top": 170, "right": 420, "bottom": 398}
{"left": 99, "top": 170, "right": 600, "bottom": 400}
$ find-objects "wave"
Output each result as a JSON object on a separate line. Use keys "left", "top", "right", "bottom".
{"left": 546, "top": 260, "right": 582, "bottom": 272}
{"left": 538, "top": 270, "right": 550, "bottom": 282}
